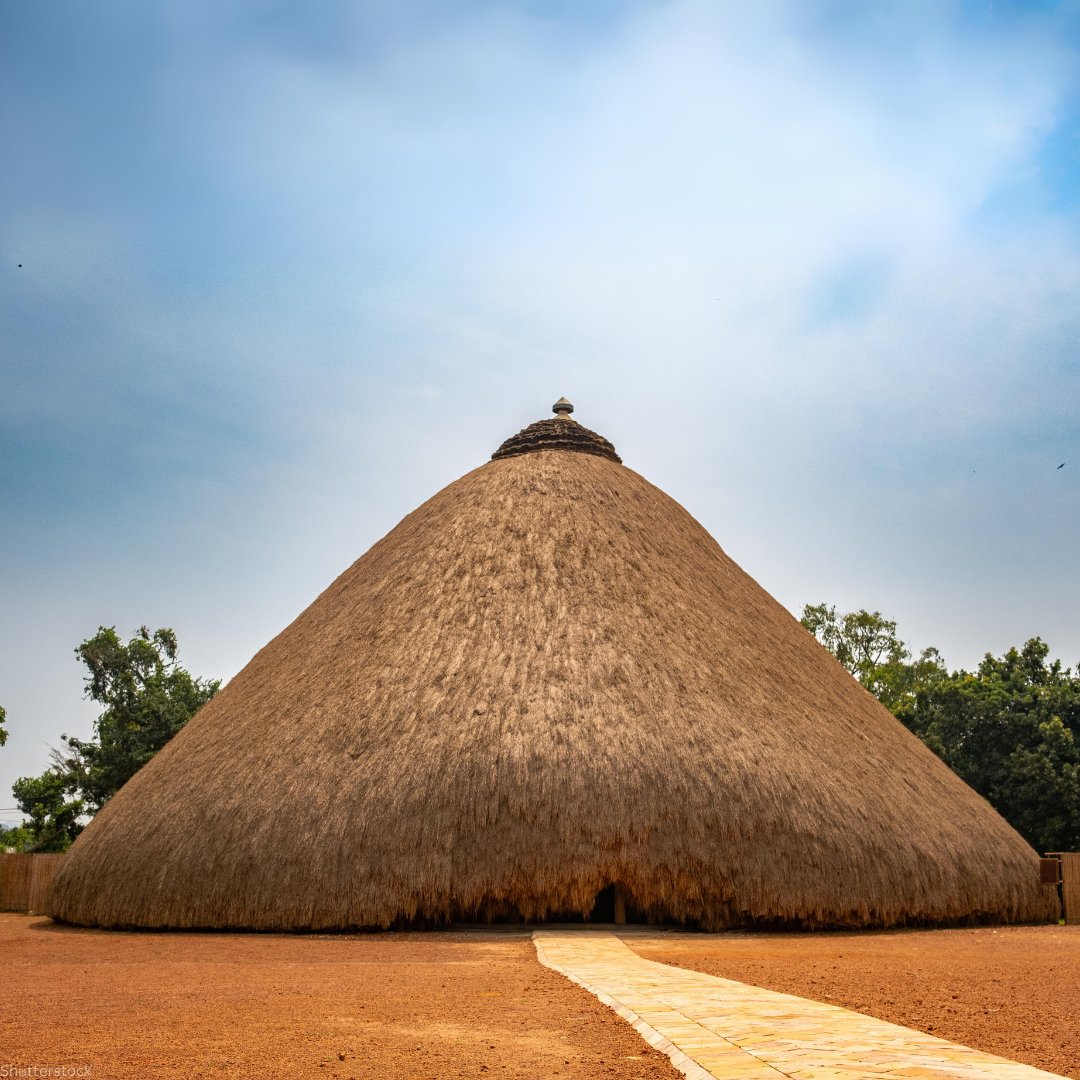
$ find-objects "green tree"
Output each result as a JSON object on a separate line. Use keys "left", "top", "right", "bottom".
{"left": 11, "top": 626, "right": 219, "bottom": 850}
{"left": 10, "top": 763, "right": 84, "bottom": 852}
{"left": 62, "top": 626, "right": 220, "bottom": 811}
{"left": 802, "top": 602, "right": 1080, "bottom": 853}
{"left": 0, "top": 704, "right": 7, "bottom": 748}
{"left": 899, "top": 638, "right": 1080, "bottom": 853}
{"left": 800, "top": 603, "right": 945, "bottom": 713}
{"left": 0, "top": 825, "right": 23, "bottom": 851}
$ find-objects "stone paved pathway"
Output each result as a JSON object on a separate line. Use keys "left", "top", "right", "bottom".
{"left": 533, "top": 930, "right": 1066, "bottom": 1080}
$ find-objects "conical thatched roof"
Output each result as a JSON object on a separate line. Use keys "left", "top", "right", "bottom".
{"left": 49, "top": 404, "right": 1055, "bottom": 930}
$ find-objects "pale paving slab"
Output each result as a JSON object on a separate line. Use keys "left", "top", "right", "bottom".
{"left": 532, "top": 930, "right": 1066, "bottom": 1080}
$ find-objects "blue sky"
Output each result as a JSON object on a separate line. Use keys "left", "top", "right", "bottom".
{"left": 2, "top": 0, "right": 1079, "bottom": 819}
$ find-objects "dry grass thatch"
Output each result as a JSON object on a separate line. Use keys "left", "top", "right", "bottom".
{"left": 49, "top": 417, "right": 1057, "bottom": 930}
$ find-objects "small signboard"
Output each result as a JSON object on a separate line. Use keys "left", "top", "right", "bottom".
{"left": 1040, "top": 856, "right": 1062, "bottom": 885}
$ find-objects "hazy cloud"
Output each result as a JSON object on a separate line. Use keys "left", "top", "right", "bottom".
{"left": 2, "top": 0, "right": 1078, "bottom": 811}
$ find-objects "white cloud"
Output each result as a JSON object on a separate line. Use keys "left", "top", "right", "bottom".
{"left": 156, "top": 0, "right": 1069, "bottom": 264}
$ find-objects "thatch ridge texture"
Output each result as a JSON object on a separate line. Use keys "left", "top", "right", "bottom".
{"left": 49, "top": 449, "right": 1055, "bottom": 929}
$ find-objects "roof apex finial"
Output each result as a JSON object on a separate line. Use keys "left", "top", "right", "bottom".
{"left": 552, "top": 396, "right": 574, "bottom": 420}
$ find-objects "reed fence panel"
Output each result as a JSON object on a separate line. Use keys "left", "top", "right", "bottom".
{"left": 1060, "top": 852, "right": 1080, "bottom": 925}
{"left": 0, "top": 852, "right": 66, "bottom": 914}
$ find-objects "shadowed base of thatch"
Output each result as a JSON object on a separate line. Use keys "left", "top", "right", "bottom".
{"left": 44, "top": 911, "right": 1057, "bottom": 934}
{"left": 46, "top": 877, "right": 1061, "bottom": 934}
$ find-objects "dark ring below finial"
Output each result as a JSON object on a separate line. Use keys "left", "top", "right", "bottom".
{"left": 491, "top": 412, "right": 621, "bottom": 463}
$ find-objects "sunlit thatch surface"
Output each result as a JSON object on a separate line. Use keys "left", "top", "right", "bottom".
{"left": 50, "top": 424, "right": 1056, "bottom": 929}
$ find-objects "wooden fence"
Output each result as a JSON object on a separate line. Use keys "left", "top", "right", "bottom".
{"left": 0, "top": 852, "right": 65, "bottom": 914}
{"left": 1043, "top": 852, "right": 1080, "bottom": 925}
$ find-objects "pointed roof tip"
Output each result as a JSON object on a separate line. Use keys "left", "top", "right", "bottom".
{"left": 491, "top": 400, "right": 622, "bottom": 464}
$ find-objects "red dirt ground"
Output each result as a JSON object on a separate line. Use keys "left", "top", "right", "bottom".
{"left": 630, "top": 924, "right": 1080, "bottom": 1079}
{"left": 8, "top": 916, "right": 1079, "bottom": 1079}
{"left": 1, "top": 915, "right": 677, "bottom": 1080}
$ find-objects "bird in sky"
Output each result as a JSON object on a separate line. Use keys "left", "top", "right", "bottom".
{"left": 1058, "top": 463, "right": 1066, "bottom": 469}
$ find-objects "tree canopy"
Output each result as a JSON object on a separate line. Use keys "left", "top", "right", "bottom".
{"left": 900, "top": 638, "right": 1080, "bottom": 853}
{"left": 801, "top": 603, "right": 1080, "bottom": 853}
{"left": 10, "top": 767, "right": 83, "bottom": 853}
{"left": 0, "top": 704, "right": 7, "bottom": 748}
{"left": 800, "top": 603, "right": 946, "bottom": 713}
{"left": 62, "top": 626, "right": 220, "bottom": 812}
{"left": 10, "top": 626, "right": 218, "bottom": 852}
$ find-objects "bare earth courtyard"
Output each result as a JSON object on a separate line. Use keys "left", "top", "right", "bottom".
{"left": 3, "top": 915, "right": 1078, "bottom": 1080}
{"left": 634, "top": 925, "right": 1080, "bottom": 1079}
{"left": 0, "top": 915, "right": 677, "bottom": 1080}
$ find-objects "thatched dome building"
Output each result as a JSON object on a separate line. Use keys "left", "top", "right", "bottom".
{"left": 49, "top": 403, "right": 1056, "bottom": 929}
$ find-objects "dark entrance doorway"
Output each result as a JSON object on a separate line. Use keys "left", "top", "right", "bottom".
{"left": 590, "top": 883, "right": 617, "bottom": 922}
{"left": 452, "top": 883, "right": 660, "bottom": 927}
{"left": 545, "top": 883, "right": 631, "bottom": 925}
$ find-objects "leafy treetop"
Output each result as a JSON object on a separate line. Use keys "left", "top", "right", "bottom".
{"left": 801, "top": 603, "right": 1080, "bottom": 854}
{"left": 901, "top": 638, "right": 1080, "bottom": 854}
{"left": 10, "top": 626, "right": 218, "bottom": 852}
{"left": 800, "top": 603, "right": 946, "bottom": 713}
{"left": 63, "top": 626, "right": 220, "bottom": 812}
